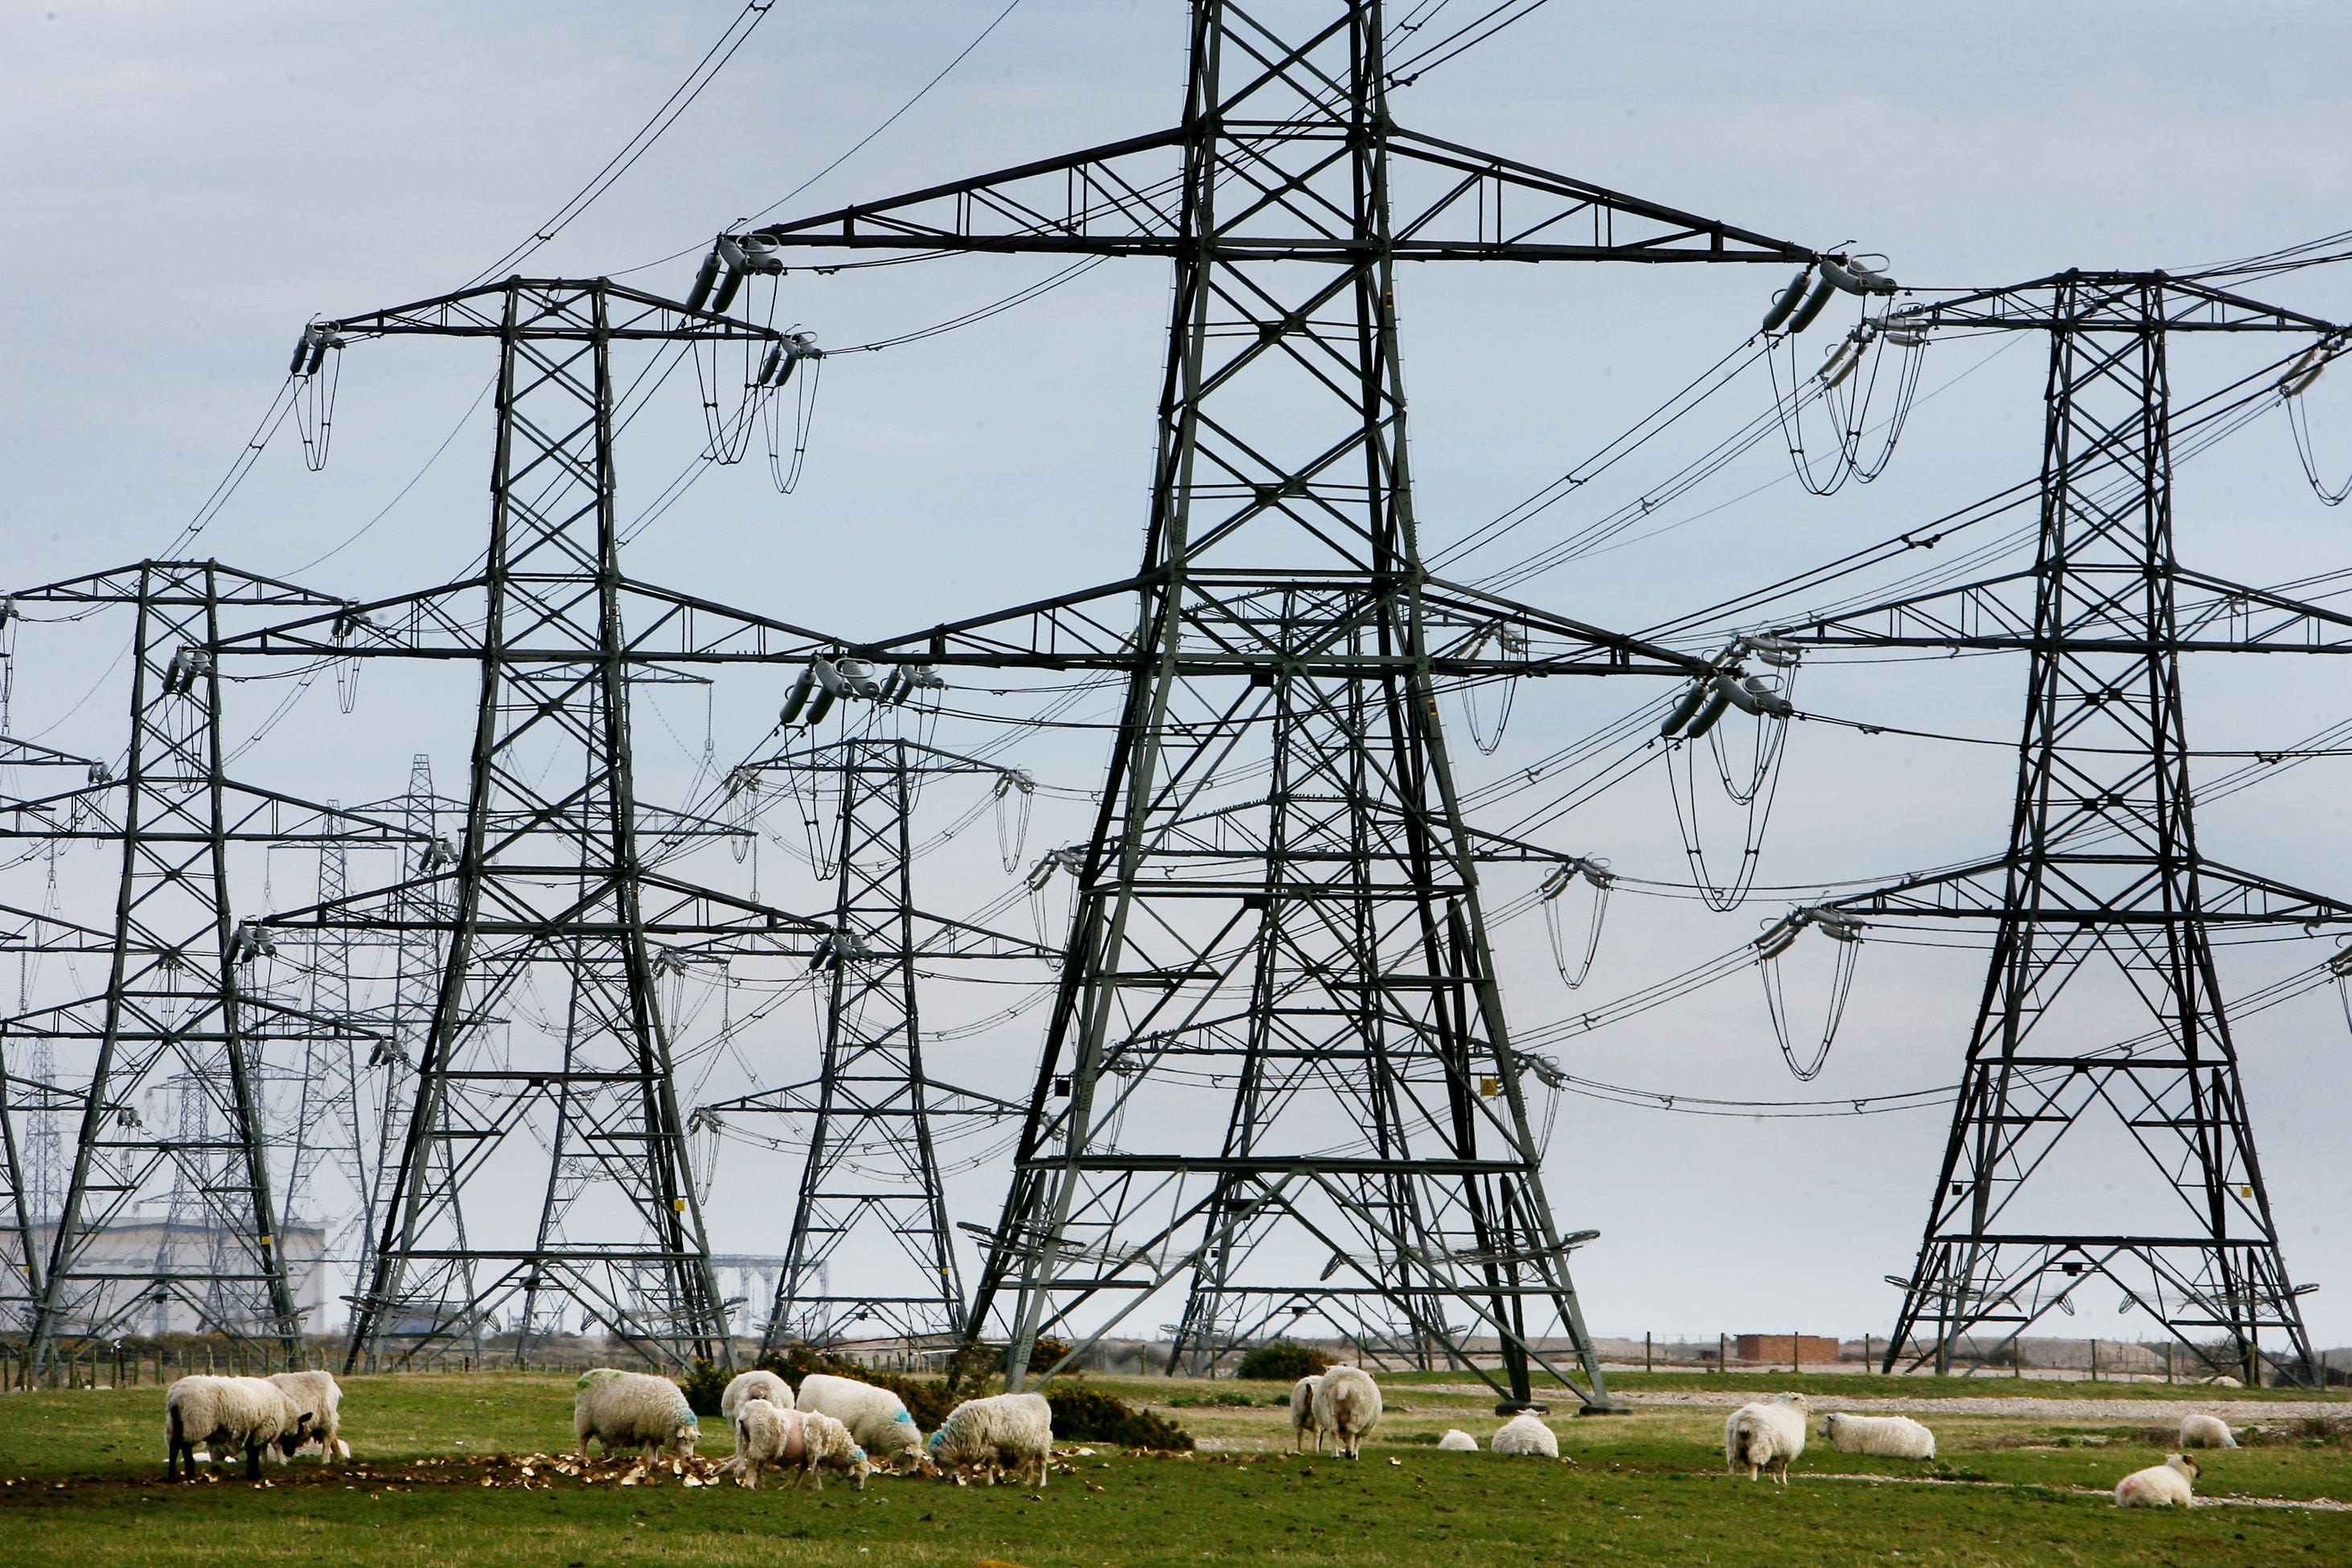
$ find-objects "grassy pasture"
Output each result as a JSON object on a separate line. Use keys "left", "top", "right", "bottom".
{"left": 1, "top": 1371, "right": 2346, "bottom": 1567}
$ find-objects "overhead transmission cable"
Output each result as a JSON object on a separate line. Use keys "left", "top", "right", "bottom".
{"left": 463, "top": 2, "right": 781, "bottom": 289}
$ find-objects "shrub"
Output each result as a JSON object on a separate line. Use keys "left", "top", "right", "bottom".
{"left": 1168, "top": 1390, "right": 1255, "bottom": 1409}
{"left": 1045, "top": 1388, "right": 1195, "bottom": 1451}
{"left": 676, "top": 1360, "right": 729, "bottom": 1418}
{"left": 1238, "top": 1340, "right": 1332, "bottom": 1383}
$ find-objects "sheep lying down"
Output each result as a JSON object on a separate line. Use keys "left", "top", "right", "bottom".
{"left": 2116, "top": 1453, "right": 2200, "bottom": 1508}
{"left": 1822, "top": 1411, "right": 1935, "bottom": 1460}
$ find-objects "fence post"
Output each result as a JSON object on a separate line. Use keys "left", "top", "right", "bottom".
{"left": 2089, "top": 1339, "right": 2098, "bottom": 1382}
{"left": 1645, "top": 1332, "right": 1652, "bottom": 1374}
{"left": 1718, "top": 1333, "right": 1727, "bottom": 1373}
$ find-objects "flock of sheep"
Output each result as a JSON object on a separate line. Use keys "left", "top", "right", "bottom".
{"left": 157, "top": 1365, "right": 2250, "bottom": 1511}
{"left": 1721, "top": 1389, "right": 2242, "bottom": 1508}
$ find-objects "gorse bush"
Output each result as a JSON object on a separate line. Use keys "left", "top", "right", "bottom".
{"left": 1237, "top": 1340, "right": 1331, "bottom": 1383}
{"left": 675, "top": 1361, "right": 729, "bottom": 1418}
{"left": 1044, "top": 1388, "right": 1194, "bottom": 1451}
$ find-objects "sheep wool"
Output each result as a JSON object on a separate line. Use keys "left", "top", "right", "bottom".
{"left": 1724, "top": 1392, "right": 1811, "bottom": 1484}
{"left": 1289, "top": 1375, "right": 1324, "bottom": 1452}
{"left": 720, "top": 1369, "right": 794, "bottom": 1424}
{"left": 926, "top": 1392, "right": 1054, "bottom": 1488}
{"left": 573, "top": 1369, "right": 700, "bottom": 1462}
{"left": 1311, "top": 1365, "right": 1382, "bottom": 1460}
{"left": 733, "top": 1402, "right": 872, "bottom": 1491}
{"left": 1490, "top": 1413, "right": 1559, "bottom": 1458}
{"left": 1435, "top": 1429, "right": 1479, "bottom": 1452}
{"left": 166, "top": 1375, "right": 314, "bottom": 1480}
{"left": 1822, "top": 1411, "right": 1935, "bottom": 1460}
{"left": 795, "top": 1373, "right": 925, "bottom": 1461}
{"left": 2116, "top": 1453, "right": 2200, "bottom": 1508}
{"left": 269, "top": 1369, "right": 348, "bottom": 1463}
{"left": 2178, "top": 1413, "right": 2236, "bottom": 1449}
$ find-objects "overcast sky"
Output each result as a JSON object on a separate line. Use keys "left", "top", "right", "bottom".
{"left": 6, "top": 2, "right": 2352, "bottom": 1353}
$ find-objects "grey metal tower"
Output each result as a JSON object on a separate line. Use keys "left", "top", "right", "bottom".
{"left": 1773, "top": 273, "right": 2351, "bottom": 1382}
{"left": 720, "top": 0, "right": 1835, "bottom": 1406}
{"left": 700, "top": 735, "right": 1036, "bottom": 1349}
{"left": 0, "top": 562, "right": 405, "bottom": 1365}
{"left": 216, "top": 279, "right": 834, "bottom": 1369}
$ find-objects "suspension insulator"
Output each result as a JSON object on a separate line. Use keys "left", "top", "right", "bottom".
{"left": 811, "top": 657, "right": 848, "bottom": 698}
{"left": 1683, "top": 686, "right": 1735, "bottom": 739}
{"left": 758, "top": 345, "right": 785, "bottom": 386}
{"left": 710, "top": 237, "right": 749, "bottom": 314}
{"left": 777, "top": 664, "right": 815, "bottom": 727}
{"left": 1760, "top": 267, "right": 1814, "bottom": 335}
{"left": 289, "top": 325, "right": 322, "bottom": 377}
{"left": 1755, "top": 922, "right": 1800, "bottom": 961}
{"left": 685, "top": 248, "right": 724, "bottom": 314}
{"left": 804, "top": 684, "right": 836, "bottom": 727}
{"left": 1786, "top": 270, "right": 1840, "bottom": 335}
{"left": 1820, "top": 335, "right": 1867, "bottom": 390}
{"left": 2282, "top": 344, "right": 2330, "bottom": 398}
{"left": 1660, "top": 679, "right": 1713, "bottom": 738}
{"left": 1822, "top": 257, "right": 1897, "bottom": 296}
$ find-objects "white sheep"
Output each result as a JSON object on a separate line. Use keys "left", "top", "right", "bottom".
{"left": 1289, "top": 1375, "right": 1324, "bottom": 1452}
{"left": 794, "top": 1372, "right": 926, "bottom": 1465}
{"left": 1491, "top": 1413, "right": 1560, "bottom": 1458}
{"left": 1310, "top": 1365, "right": 1382, "bottom": 1460}
{"left": 269, "top": 1369, "right": 349, "bottom": 1463}
{"left": 572, "top": 1369, "right": 700, "bottom": 1462}
{"left": 2178, "top": 1413, "right": 2236, "bottom": 1449}
{"left": 166, "top": 1375, "right": 314, "bottom": 1480}
{"left": 1822, "top": 1411, "right": 1935, "bottom": 1460}
{"left": 720, "top": 1369, "right": 794, "bottom": 1424}
{"left": 1724, "top": 1392, "right": 1811, "bottom": 1484}
{"left": 733, "top": 1401, "right": 872, "bottom": 1491}
{"left": 1436, "top": 1428, "right": 1479, "bottom": 1452}
{"left": 2115, "top": 1452, "right": 2200, "bottom": 1508}
{"left": 926, "top": 1392, "right": 1053, "bottom": 1487}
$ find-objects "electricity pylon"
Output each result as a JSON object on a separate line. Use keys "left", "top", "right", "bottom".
{"left": 0, "top": 561, "right": 406, "bottom": 1365}
{"left": 699, "top": 734, "right": 1037, "bottom": 1349}
{"left": 1774, "top": 273, "right": 2352, "bottom": 1383}
{"left": 215, "top": 279, "right": 837, "bottom": 1369}
{"left": 720, "top": 0, "right": 1842, "bottom": 1406}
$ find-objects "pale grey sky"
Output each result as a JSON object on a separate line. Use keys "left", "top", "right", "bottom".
{"left": 5, "top": 2, "right": 2351, "bottom": 1349}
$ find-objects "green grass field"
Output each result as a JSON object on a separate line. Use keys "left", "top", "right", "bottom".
{"left": 2, "top": 1371, "right": 2346, "bottom": 1566}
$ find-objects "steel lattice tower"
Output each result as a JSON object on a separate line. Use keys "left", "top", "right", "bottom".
{"left": 701, "top": 736, "right": 1033, "bottom": 1350}
{"left": 722, "top": 0, "right": 1830, "bottom": 1406}
{"left": 1776, "top": 273, "right": 2352, "bottom": 1382}
{"left": 219, "top": 279, "right": 834, "bottom": 1369}
{"left": 0, "top": 562, "right": 407, "bottom": 1364}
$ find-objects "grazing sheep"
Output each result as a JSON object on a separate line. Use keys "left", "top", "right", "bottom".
{"left": 720, "top": 1369, "right": 794, "bottom": 1424}
{"left": 1311, "top": 1365, "right": 1382, "bottom": 1460}
{"left": 1436, "top": 1428, "right": 1479, "bottom": 1452}
{"left": 795, "top": 1373, "right": 926, "bottom": 1464}
{"left": 926, "top": 1392, "right": 1053, "bottom": 1488}
{"left": 1289, "top": 1375, "right": 1324, "bottom": 1452}
{"left": 166, "top": 1375, "right": 314, "bottom": 1480}
{"left": 2115, "top": 1452, "right": 2200, "bottom": 1508}
{"left": 1822, "top": 1411, "right": 1935, "bottom": 1460}
{"left": 573, "top": 1368, "right": 699, "bottom": 1463}
{"left": 733, "top": 1402, "right": 872, "bottom": 1491}
{"left": 1491, "top": 1413, "right": 1560, "bottom": 1458}
{"left": 2178, "top": 1413, "right": 2236, "bottom": 1449}
{"left": 1724, "top": 1392, "right": 1811, "bottom": 1484}
{"left": 268, "top": 1370, "right": 348, "bottom": 1463}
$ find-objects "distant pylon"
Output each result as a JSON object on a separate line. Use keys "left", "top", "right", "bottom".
{"left": 1775, "top": 273, "right": 2350, "bottom": 1383}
